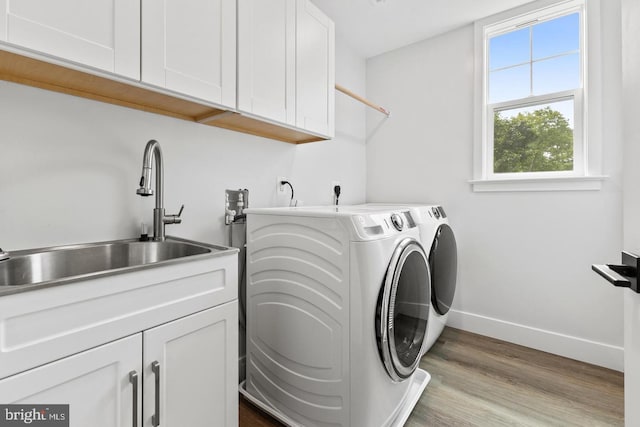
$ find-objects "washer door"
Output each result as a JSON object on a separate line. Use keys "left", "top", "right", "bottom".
{"left": 429, "top": 224, "right": 458, "bottom": 315}
{"left": 376, "top": 238, "right": 430, "bottom": 382}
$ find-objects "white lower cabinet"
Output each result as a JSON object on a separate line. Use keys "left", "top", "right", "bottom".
{"left": 143, "top": 301, "right": 238, "bottom": 427}
{"left": 0, "top": 302, "right": 238, "bottom": 427}
{"left": 0, "top": 334, "right": 142, "bottom": 427}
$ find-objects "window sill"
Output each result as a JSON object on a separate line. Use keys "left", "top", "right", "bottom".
{"left": 470, "top": 175, "right": 607, "bottom": 192}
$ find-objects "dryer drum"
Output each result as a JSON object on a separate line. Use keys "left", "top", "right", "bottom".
{"left": 376, "top": 238, "right": 431, "bottom": 382}
{"left": 429, "top": 224, "right": 458, "bottom": 316}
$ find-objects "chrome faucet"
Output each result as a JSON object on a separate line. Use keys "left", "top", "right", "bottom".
{"left": 136, "top": 140, "right": 184, "bottom": 241}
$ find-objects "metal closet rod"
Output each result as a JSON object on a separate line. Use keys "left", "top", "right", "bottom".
{"left": 335, "top": 83, "right": 391, "bottom": 117}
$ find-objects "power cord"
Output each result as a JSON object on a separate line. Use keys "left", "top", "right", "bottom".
{"left": 280, "top": 180, "right": 295, "bottom": 206}
{"left": 333, "top": 184, "right": 341, "bottom": 205}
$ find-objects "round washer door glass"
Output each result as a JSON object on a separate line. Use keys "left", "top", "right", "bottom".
{"left": 430, "top": 224, "right": 458, "bottom": 315}
{"left": 377, "top": 238, "right": 430, "bottom": 382}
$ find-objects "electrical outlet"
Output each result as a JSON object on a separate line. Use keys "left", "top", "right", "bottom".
{"left": 331, "top": 181, "right": 341, "bottom": 196}
{"left": 331, "top": 181, "right": 341, "bottom": 205}
{"left": 277, "top": 176, "right": 287, "bottom": 194}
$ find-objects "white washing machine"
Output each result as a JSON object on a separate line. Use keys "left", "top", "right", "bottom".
{"left": 242, "top": 206, "right": 431, "bottom": 427}
{"left": 355, "top": 204, "right": 458, "bottom": 354}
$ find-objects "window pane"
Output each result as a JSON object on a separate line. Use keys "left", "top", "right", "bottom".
{"left": 532, "top": 53, "right": 580, "bottom": 95}
{"left": 489, "top": 64, "right": 530, "bottom": 104}
{"left": 532, "top": 13, "right": 580, "bottom": 60}
{"left": 494, "top": 100, "right": 574, "bottom": 173}
{"left": 489, "top": 28, "right": 529, "bottom": 70}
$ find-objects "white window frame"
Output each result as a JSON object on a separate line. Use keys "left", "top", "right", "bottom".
{"left": 471, "top": 0, "right": 606, "bottom": 192}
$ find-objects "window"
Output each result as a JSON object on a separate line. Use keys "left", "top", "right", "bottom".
{"left": 472, "top": 0, "right": 605, "bottom": 192}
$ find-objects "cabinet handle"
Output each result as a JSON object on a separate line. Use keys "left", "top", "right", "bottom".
{"left": 152, "top": 361, "right": 160, "bottom": 427}
{"left": 129, "top": 371, "right": 139, "bottom": 427}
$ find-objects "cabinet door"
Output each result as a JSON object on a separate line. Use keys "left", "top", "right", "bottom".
{"left": 143, "top": 301, "right": 238, "bottom": 427}
{"left": 0, "top": 334, "right": 142, "bottom": 427}
{"left": 0, "top": 0, "right": 140, "bottom": 79}
{"left": 237, "top": 0, "right": 295, "bottom": 125}
{"left": 142, "top": 0, "right": 236, "bottom": 107}
{"left": 295, "top": 0, "right": 335, "bottom": 137}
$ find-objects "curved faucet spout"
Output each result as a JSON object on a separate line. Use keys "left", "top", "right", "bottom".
{"left": 136, "top": 140, "right": 162, "bottom": 207}
{"left": 135, "top": 140, "right": 182, "bottom": 241}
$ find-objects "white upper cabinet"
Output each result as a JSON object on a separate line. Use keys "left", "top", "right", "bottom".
{"left": 295, "top": 0, "right": 335, "bottom": 137}
{"left": 141, "top": 0, "right": 236, "bottom": 108}
{"left": 238, "top": 0, "right": 296, "bottom": 125}
{"left": 0, "top": 0, "right": 333, "bottom": 143}
{"left": 238, "top": 0, "right": 335, "bottom": 138}
{"left": 0, "top": 0, "right": 140, "bottom": 80}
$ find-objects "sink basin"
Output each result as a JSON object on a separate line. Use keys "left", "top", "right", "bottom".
{"left": 0, "top": 237, "right": 230, "bottom": 291}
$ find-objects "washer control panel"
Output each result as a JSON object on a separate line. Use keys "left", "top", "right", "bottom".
{"left": 390, "top": 213, "right": 404, "bottom": 231}
{"left": 351, "top": 211, "right": 415, "bottom": 239}
{"left": 429, "top": 206, "right": 447, "bottom": 219}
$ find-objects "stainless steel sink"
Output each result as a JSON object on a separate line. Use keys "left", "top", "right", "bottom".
{"left": 0, "top": 237, "right": 232, "bottom": 293}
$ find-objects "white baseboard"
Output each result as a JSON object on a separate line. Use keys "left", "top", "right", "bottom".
{"left": 447, "top": 309, "right": 624, "bottom": 372}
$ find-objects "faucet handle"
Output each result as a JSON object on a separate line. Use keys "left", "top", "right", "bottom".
{"left": 164, "top": 205, "right": 184, "bottom": 225}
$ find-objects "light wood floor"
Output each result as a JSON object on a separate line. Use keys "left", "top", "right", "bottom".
{"left": 239, "top": 327, "right": 624, "bottom": 426}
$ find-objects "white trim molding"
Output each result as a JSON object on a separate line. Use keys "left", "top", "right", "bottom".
{"left": 448, "top": 309, "right": 624, "bottom": 371}
{"left": 469, "top": 174, "right": 607, "bottom": 192}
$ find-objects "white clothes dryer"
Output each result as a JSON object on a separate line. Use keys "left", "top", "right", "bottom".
{"left": 355, "top": 204, "right": 458, "bottom": 354}
{"left": 243, "top": 206, "right": 431, "bottom": 427}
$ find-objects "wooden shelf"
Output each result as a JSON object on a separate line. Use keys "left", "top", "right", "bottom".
{"left": 0, "top": 49, "right": 327, "bottom": 144}
{"left": 200, "top": 112, "right": 324, "bottom": 144}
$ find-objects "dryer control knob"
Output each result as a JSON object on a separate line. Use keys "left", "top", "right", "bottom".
{"left": 390, "top": 213, "right": 404, "bottom": 231}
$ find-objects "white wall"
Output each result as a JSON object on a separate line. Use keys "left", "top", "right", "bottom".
{"left": 366, "top": 3, "right": 624, "bottom": 370}
{"left": 0, "top": 36, "right": 366, "bottom": 251}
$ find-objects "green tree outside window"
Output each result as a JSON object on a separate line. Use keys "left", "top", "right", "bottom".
{"left": 493, "top": 107, "right": 573, "bottom": 173}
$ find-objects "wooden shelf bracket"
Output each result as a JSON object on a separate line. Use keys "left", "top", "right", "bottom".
{"left": 335, "top": 83, "right": 390, "bottom": 117}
